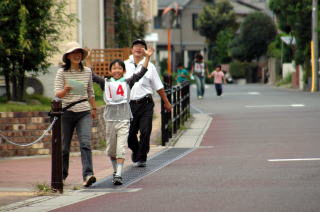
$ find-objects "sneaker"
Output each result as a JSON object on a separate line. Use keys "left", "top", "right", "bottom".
{"left": 198, "top": 96, "right": 203, "bottom": 99}
{"left": 137, "top": 161, "right": 146, "bottom": 167}
{"left": 83, "top": 175, "right": 96, "bottom": 187}
{"left": 112, "top": 175, "right": 123, "bottom": 185}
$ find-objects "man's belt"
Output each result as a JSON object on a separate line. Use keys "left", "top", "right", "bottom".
{"left": 130, "top": 94, "right": 152, "bottom": 104}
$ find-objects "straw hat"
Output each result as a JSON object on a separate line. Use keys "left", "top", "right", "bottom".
{"left": 62, "top": 41, "right": 88, "bottom": 63}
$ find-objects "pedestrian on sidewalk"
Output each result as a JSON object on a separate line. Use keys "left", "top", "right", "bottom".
{"left": 124, "top": 39, "right": 172, "bottom": 167}
{"left": 92, "top": 46, "right": 154, "bottom": 185}
{"left": 190, "top": 53, "right": 209, "bottom": 99}
{"left": 210, "top": 64, "right": 226, "bottom": 96}
{"left": 54, "top": 41, "right": 97, "bottom": 187}
{"left": 176, "top": 63, "right": 189, "bottom": 85}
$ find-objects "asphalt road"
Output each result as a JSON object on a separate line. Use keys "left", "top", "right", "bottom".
{"left": 52, "top": 84, "right": 320, "bottom": 212}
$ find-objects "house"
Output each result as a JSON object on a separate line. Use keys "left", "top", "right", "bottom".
{"left": 31, "top": 0, "right": 158, "bottom": 98}
{"left": 153, "top": 0, "right": 270, "bottom": 72}
{"left": 30, "top": 0, "right": 108, "bottom": 98}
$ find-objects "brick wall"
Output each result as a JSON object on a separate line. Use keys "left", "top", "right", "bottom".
{"left": 0, "top": 107, "right": 106, "bottom": 157}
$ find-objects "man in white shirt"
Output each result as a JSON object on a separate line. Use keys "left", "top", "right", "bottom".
{"left": 124, "top": 39, "right": 172, "bottom": 167}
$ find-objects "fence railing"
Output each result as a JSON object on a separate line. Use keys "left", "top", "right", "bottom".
{"left": 161, "top": 81, "right": 190, "bottom": 146}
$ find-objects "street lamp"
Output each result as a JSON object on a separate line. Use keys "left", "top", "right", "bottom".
{"left": 162, "top": 2, "right": 179, "bottom": 77}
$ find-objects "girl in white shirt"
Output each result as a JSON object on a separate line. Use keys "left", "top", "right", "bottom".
{"left": 93, "top": 47, "right": 153, "bottom": 185}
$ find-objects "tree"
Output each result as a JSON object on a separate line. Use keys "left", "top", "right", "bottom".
{"left": 197, "top": 0, "right": 237, "bottom": 42}
{"left": 0, "top": 0, "right": 75, "bottom": 101}
{"left": 212, "top": 29, "right": 234, "bottom": 65}
{"left": 269, "top": 0, "right": 312, "bottom": 65}
{"left": 114, "top": 0, "right": 148, "bottom": 48}
{"left": 231, "top": 12, "right": 277, "bottom": 61}
{"left": 196, "top": 0, "right": 238, "bottom": 62}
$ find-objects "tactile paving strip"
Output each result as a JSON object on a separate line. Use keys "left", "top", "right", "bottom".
{"left": 83, "top": 148, "right": 193, "bottom": 191}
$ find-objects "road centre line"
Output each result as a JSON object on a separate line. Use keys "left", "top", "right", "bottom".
{"left": 224, "top": 92, "right": 261, "bottom": 96}
{"left": 268, "top": 158, "right": 320, "bottom": 162}
{"left": 248, "top": 92, "right": 260, "bottom": 95}
{"left": 246, "top": 104, "right": 305, "bottom": 108}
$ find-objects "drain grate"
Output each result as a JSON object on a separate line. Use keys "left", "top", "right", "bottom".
{"left": 83, "top": 148, "right": 193, "bottom": 191}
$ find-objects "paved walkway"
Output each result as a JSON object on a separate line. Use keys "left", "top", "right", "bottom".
{"left": 0, "top": 96, "right": 161, "bottom": 207}
{"left": 0, "top": 112, "right": 212, "bottom": 212}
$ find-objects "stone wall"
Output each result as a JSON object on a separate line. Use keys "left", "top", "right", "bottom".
{"left": 0, "top": 97, "right": 162, "bottom": 158}
{"left": 0, "top": 107, "right": 106, "bottom": 157}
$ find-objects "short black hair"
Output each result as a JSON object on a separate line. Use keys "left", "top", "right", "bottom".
{"left": 109, "top": 59, "right": 126, "bottom": 71}
{"left": 132, "top": 39, "right": 147, "bottom": 49}
{"left": 216, "top": 64, "right": 221, "bottom": 69}
{"left": 195, "top": 53, "right": 203, "bottom": 60}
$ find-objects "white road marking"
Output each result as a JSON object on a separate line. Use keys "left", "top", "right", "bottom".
{"left": 224, "top": 92, "right": 260, "bottom": 96}
{"left": 191, "top": 84, "right": 211, "bottom": 89}
{"left": 268, "top": 158, "right": 320, "bottom": 162}
{"left": 291, "top": 104, "right": 305, "bottom": 107}
{"left": 248, "top": 92, "right": 260, "bottom": 95}
{"left": 246, "top": 104, "right": 305, "bottom": 108}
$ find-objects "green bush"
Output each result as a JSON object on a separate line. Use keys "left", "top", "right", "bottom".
{"left": 25, "top": 94, "right": 51, "bottom": 105}
{"left": 229, "top": 61, "right": 249, "bottom": 79}
{"left": 276, "top": 72, "right": 292, "bottom": 87}
{"left": 93, "top": 83, "right": 103, "bottom": 102}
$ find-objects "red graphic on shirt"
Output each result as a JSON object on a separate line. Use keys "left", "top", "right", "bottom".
{"left": 116, "top": 85, "right": 125, "bottom": 96}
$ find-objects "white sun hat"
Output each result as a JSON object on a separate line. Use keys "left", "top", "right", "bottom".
{"left": 62, "top": 41, "right": 88, "bottom": 63}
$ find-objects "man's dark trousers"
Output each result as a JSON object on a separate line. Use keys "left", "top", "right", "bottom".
{"left": 128, "top": 98, "right": 154, "bottom": 162}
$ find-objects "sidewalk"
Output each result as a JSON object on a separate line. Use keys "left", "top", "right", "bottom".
{"left": 0, "top": 96, "right": 162, "bottom": 208}
{"left": 0, "top": 109, "right": 212, "bottom": 211}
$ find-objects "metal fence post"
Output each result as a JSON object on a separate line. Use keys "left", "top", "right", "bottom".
{"left": 161, "top": 94, "right": 168, "bottom": 146}
{"left": 167, "top": 88, "right": 173, "bottom": 139}
{"left": 187, "top": 82, "right": 190, "bottom": 117}
{"left": 50, "top": 98, "right": 63, "bottom": 193}
{"left": 177, "top": 85, "right": 181, "bottom": 129}
{"left": 172, "top": 87, "right": 177, "bottom": 134}
{"left": 160, "top": 81, "right": 190, "bottom": 146}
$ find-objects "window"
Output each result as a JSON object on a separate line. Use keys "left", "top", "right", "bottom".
{"left": 192, "top": 13, "right": 199, "bottom": 30}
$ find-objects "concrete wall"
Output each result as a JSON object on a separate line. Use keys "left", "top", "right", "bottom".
{"left": 82, "top": 0, "right": 105, "bottom": 49}
{"left": 282, "top": 63, "right": 295, "bottom": 78}
{"left": 35, "top": 0, "right": 105, "bottom": 98}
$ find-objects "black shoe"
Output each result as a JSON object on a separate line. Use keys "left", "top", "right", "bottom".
{"left": 131, "top": 152, "right": 138, "bottom": 163}
{"left": 83, "top": 175, "right": 96, "bottom": 187}
{"left": 113, "top": 175, "right": 123, "bottom": 185}
{"left": 137, "top": 161, "right": 146, "bottom": 167}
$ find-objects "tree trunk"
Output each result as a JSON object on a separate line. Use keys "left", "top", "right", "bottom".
{"left": 11, "top": 74, "right": 18, "bottom": 101}
{"left": 17, "top": 70, "right": 25, "bottom": 101}
{"left": 4, "top": 71, "right": 11, "bottom": 100}
{"left": 11, "top": 70, "right": 25, "bottom": 102}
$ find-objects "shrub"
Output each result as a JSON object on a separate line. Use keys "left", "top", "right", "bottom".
{"left": 229, "top": 61, "right": 249, "bottom": 79}
{"left": 276, "top": 72, "right": 292, "bottom": 87}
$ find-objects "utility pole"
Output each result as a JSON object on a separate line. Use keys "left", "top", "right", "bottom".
{"left": 311, "top": 0, "right": 319, "bottom": 92}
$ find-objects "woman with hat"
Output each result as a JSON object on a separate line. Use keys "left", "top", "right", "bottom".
{"left": 54, "top": 41, "right": 97, "bottom": 187}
